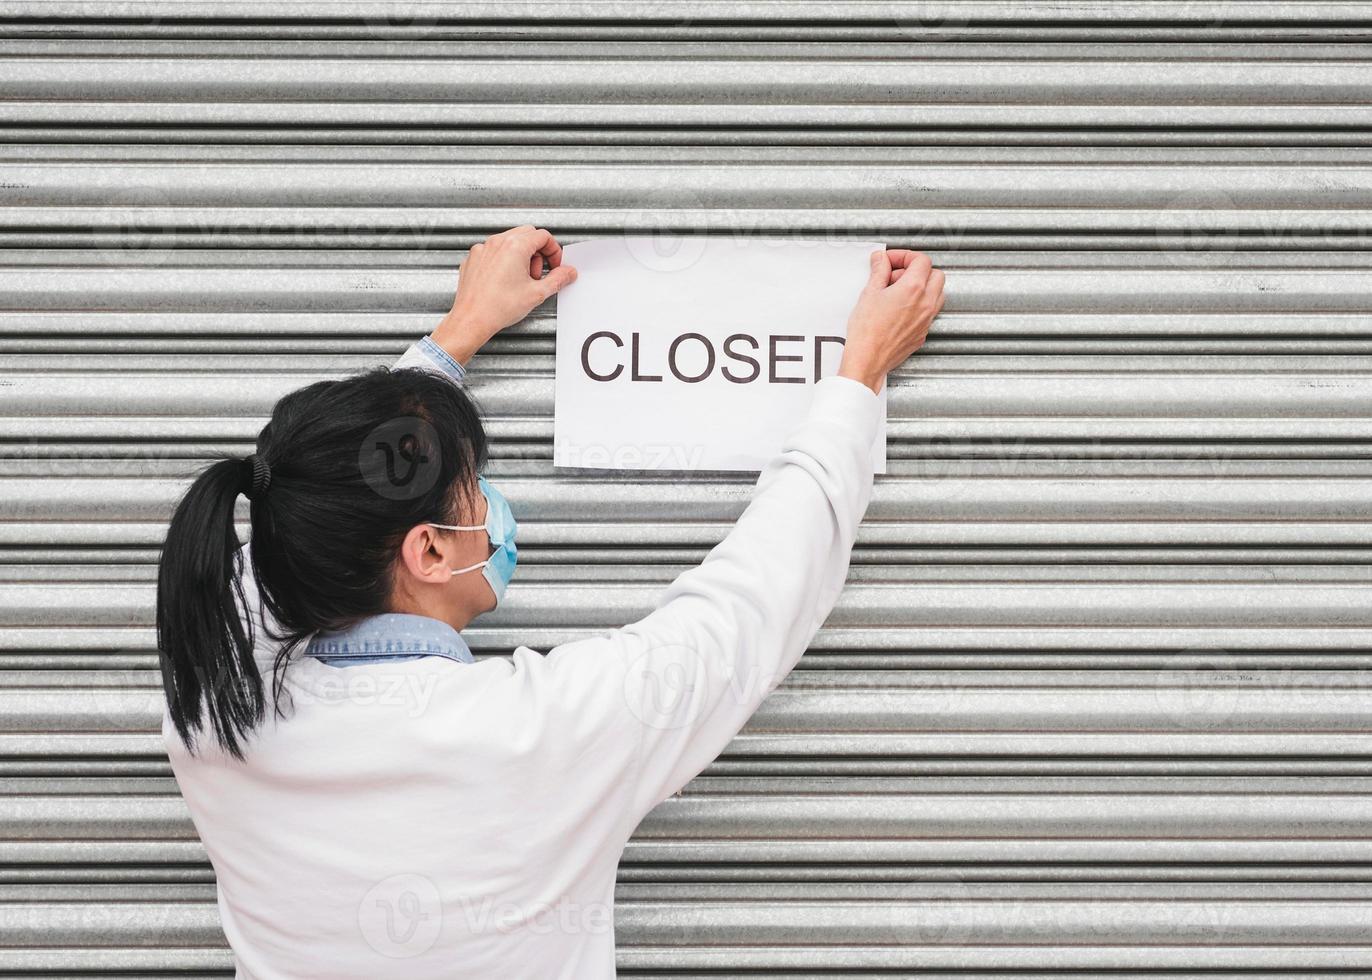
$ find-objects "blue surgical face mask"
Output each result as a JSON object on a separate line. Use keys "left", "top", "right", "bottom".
{"left": 426, "top": 475, "right": 518, "bottom": 607}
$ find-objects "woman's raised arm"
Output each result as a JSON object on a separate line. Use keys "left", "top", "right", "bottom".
{"left": 530, "top": 248, "right": 946, "bottom": 825}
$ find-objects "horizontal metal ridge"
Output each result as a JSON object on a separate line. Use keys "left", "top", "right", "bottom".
{"left": 7, "top": 775, "right": 1372, "bottom": 880}
{"left": 5, "top": 570, "right": 1371, "bottom": 625}
{"left": 4, "top": 883, "right": 1372, "bottom": 969}
{"left": 4, "top": 471, "right": 1368, "bottom": 524}
{"left": 11, "top": 248, "right": 1372, "bottom": 269}
{"left": 12, "top": 143, "right": 1372, "bottom": 163}
{"left": 5, "top": 266, "right": 1370, "bottom": 311}
{"left": 4, "top": 357, "right": 1369, "bottom": 453}
{"left": 11, "top": 123, "right": 1372, "bottom": 147}
{"left": 6, "top": 213, "right": 1372, "bottom": 242}
{"left": 12, "top": 161, "right": 1372, "bottom": 208}
{"left": 5, "top": 457, "right": 1368, "bottom": 478}
{"left": 5, "top": 667, "right": 1372, "bottom": 733}
{"left": 10, "top": 56, "right": 1372, "bottom": 104}
{"left": 11, "top": 40, "right": 1372, "bottom": 60}
{"left": 8, "top": 2, "right": 1372, "bottom": 25}
{"left": 5, "top": 685, "right": 1372, "bottom": 762}
{"left": 5, "top": 309, "right": 1371, "bottom": 356}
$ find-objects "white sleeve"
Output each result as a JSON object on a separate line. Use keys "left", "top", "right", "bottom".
{"left": 539, "top": 374, "right": 881, "bottom": 821}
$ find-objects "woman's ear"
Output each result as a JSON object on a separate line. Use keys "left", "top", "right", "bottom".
{"left": 399, "top": 524, "right": 453, "bottom": 585}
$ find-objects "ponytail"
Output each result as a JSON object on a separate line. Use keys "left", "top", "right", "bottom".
{"left": 157, "top": 456, "right": 264, "bottom": 760}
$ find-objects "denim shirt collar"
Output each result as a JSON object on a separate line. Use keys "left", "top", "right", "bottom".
{"left": 304, "top": 613, "right": 474, "bottom": 666}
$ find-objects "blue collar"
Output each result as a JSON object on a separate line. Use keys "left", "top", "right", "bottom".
{"left": 305, "top": 613, "right": 474, "bottom": 666}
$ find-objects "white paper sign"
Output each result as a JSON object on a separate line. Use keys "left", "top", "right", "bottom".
{"left": 554, "top": 237, "right": 887, "bottom": 472}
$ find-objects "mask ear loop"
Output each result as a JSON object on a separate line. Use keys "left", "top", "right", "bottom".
{"left": 426, "top": 522, "right": 491, "bottom": 577}
{"left": 447, "top": 558, "right": 490, "bottom": 577}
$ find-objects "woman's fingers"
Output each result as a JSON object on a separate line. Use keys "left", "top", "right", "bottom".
{"left": 882, "top": 250, "right": 933, "bottom": 290}
{"left": 927, "top": 268, "right": 946, "bottom": 299}
{"left": 838, "top": 250, "right": 945, "bottom": 392}
{"left": 507, "top": 226, "right": 562, "bottom": 264}
{"left": 534, "top": 228, "right": 564, "bottom": 268}
{"left": 510, "top": 227, "right": 564, "bottom": 279}
{"left": 537, "top": 263, "right": 579, "bottom": 299}
{"left": 886, "top": 249, "right": 930, "bottom": 271}
{"left": 892, "top": 251, "right": 933, "bottom": 291}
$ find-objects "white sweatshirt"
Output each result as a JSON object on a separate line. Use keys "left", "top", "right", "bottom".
{"left": 165, "top": 352, "right": 881, "bottom": 979}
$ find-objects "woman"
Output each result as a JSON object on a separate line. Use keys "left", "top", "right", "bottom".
{"left": 157, "top": 225, "right": 944, "bottom": 978}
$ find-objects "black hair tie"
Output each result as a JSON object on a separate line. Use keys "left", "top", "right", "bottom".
{"left": 243, "top": 454, "right": 272, "bottom": 500}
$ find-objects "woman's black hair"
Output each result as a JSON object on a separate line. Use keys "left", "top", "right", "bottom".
{"left": 156, "top": 366, "right": 487, "bottom": 759}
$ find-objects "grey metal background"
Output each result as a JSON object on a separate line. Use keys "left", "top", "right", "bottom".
{"left": 2, "top": 0, "right": 1372, "bottom": 974}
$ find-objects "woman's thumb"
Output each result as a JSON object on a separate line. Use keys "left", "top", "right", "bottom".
{"left": 867, "top": 249, "right": 892, "bottom": 289}
{"left": 539, "top": 264, "right": 578, "bottom": 298}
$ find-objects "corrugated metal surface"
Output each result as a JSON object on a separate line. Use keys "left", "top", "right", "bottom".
{"left": 2, "top": 0, "right": 1371, "bottom": 973}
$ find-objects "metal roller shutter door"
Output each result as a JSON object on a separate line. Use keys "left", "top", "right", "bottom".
{"left": 2, "top": 1, "right": 1371, "bottom": 974}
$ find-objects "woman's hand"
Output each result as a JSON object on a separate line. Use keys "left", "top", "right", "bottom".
{"left": 431, "top": 226, "right": 578, "bottom": 365}
{"left": 838, "top": 249, "right": 945, "bottom": 394}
